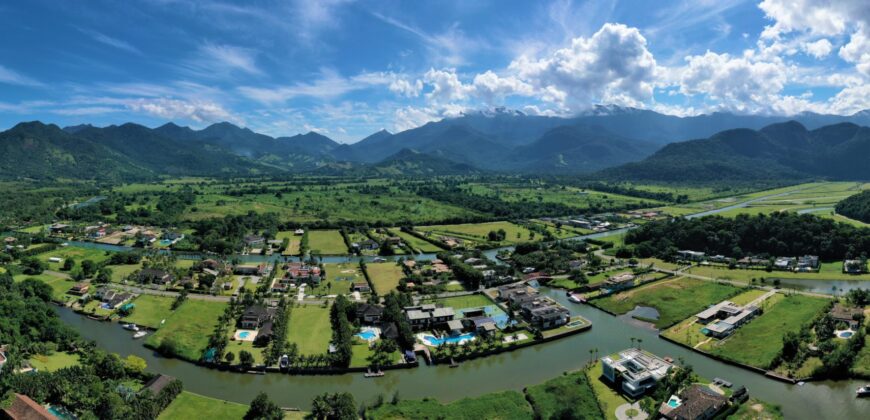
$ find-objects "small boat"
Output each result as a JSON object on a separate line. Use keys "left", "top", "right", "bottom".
{"left": 449, "top": 358, "right": 459, "bottom": 368}
{"left": 121, "top": 323, "right": 139, "bottom": 331}
{"left": 279, "top": 355, "right": 290, "bottom": 369}
{"left": 133, "top": 331, "right": 148, "bottom": 339}
{"left": 364, "top": 369, "right": 385, "bottom": 378}
{"left": 857, "top": 385, "right": 870, "bottom": 397}
{"left": 568, "top": 293, "right": 586, "bottom": 303}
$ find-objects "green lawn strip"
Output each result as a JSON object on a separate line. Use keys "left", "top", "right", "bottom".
{"left": 525, "top": 370, "right": 604, "bottom": 420}
{"left": 307, "top": 230, "right": 348, "bottom": 255}
{"left": 367, "top": 391, "right": 533, "bottom": 420}
{"left": 108, "top": 263, "right": 141, "bottom": 282}
{"left": 587, "top": 361, "right": 630, "bottom": 420}
{"left": 287, "top": 304, "right": 332, "bottom": 356}
{"left": 365, "top": 263, "right": 405, "bottom": 295}
{"left": 225, "top": 339, "right": 267, "bottom": 366}
{"left": 592, "top": 278, "right": 741, "bottom": 328}
{"left": 421, "top": 294, "right": 495, "bottom": 311}
{"left": 688, "top": 263, "right": 870, "bottom": 282}
{"left": 394, "top": 231, "right": 442, "bottom": 253}
{"left": 121, "top": 295, "right": 176, "bottom": 329}
{"left": 707, "top": 294, "right": 829, "bottom": 369}
{"left": 158, "top": 391, "right": 248, "bottom": 420}
{"left": 29, "top": 352, "right": 80, "bottom": 372}
{"left": 145, "top": 300, "right": 227, "bottom": 361}
{"left": 852, "top": 338, "right": 870, "bottom": 377}
{"left": 417, "top": 221, "right": 536, "bottom": 244}
{"left": 38, "top": 246, "right": 113, "bottom": 266}
{"left": 276, "top": 231, "right": 302, "bottom": 255}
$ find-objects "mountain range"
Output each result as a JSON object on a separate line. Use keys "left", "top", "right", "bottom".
{"left": 3, "top": 106, "right": 870, "bottom": 181}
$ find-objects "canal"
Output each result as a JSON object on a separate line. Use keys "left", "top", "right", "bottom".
{"left": 56, "top": 288, "right": 869, "bottom": 418}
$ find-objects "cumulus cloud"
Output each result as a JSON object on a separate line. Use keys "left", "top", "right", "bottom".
{"left": 471, "top": 71, "right": 533, "bottom": 104}
{"left": 803, "top": 38, "right": 833, "bottom": 58}
{"left": 676, "top": 51, "right": 789, "bottom": 113}
{"left": 126, "top": 98, "right": 237, "bottom": 123}
{"left": 508, "top": 23, "right": 656, "bottom": 111}
{"left": 423, "top": 68, "right": 471, "bottom": 103}
{"left": 388, "top": 78, "right": 423, "bottom": 97}
{"left": 839, "top": 29, "right": 870, "bottom": 75}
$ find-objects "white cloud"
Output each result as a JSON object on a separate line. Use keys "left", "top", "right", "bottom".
{"left": 371, "top": 12, "right": 485, "bottom": 66}
{"left": 423, "top": 68, "right": 471, "bottom": 102}
{"left": 77, "top": 28, "right": 142, "bottom": 55}
{"left": 758, "top": 0, "right": 868, "bottom": 38}
{"left": 839, "top": 29, "right": 870, "bottom": 75}
{"left": 238, "top": 70, "right": 396, "bottom": 104}
{"left": 803, "top": 38, "right": 833, "bottom": 58}
{"left": 389, "top": 78, "right": 423, "bottom": 97}
{"left": 508, "top": 23, "right": 656, "bottom": 111}
{"left": 0, "top": 65, "right": 43, "bottom": 87}
{"left": 471, "top": 71, "right": 533, "bottom": 104}
{"left": 196, "top": 43, "right": 262, "bottom": 75}
{"left": 126, "top": 98, "right": 237, "bottom": 123}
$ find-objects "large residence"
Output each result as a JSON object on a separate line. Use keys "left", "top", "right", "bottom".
{"left": 829, "top": 303, "right": 864, "bottom": 329}
{"left": 696, "top": 300, "right": 760, "bottom": 338}
{"left": 603, "top": 272, "right": 636, "bottom": 292}
{"left": 137, "top": 268, "right": 174, "bottom": 284}
{"left": 356, "top": 303, "right": 384, "bottom": 324}
{"left": 658, "top": 384, "right": 729, "bottom": 420}
{"left": 234, "top": 263, "right": 268, "bottom": 276}
{"left": 404, "top": 304, "right": 456, "bottom": 330}
{"left": 843, "top": 259, "right": 866, "bottom": 274}
{"left": 283, "top": 262, "right": 321, "bottom": 284}
{"left": 2, "top": 393, "right": 55, "bottom": 420}
{"left": 240, "top": 305, "right": 275, "bottom": 332}
{"left": 601, "top": 348, "right": 674, "bottom": 398}
{"left": 496, "top": 283, "right": 570, "bottom": 329}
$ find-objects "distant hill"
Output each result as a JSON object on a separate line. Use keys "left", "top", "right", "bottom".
{"left": 0, "top": 122, "right": 150, "bottom": 181}
{"left": 371, "top": 148, "right": 481, "bottom": 176}
{"left": 597, "top": 121, "right": 870, "bottom": 182}
{"left": 834, "top": 190, "right": 870, "bottom": 223}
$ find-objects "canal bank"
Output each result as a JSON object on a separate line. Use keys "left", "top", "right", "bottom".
{"left": 56, "top": 288, "right": 869, "bottom": 419}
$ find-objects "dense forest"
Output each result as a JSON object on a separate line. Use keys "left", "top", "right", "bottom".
{"left": 624, "top": 212, "right": 870, "bottom": 260}
{"left": 835, "top": 190, "right": 870, "bottom": 223}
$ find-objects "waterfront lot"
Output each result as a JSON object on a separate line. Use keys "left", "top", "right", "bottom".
{"left": 365, "top": 262, "right": 405, "bottom": 295}
{"left": 145, "top": 300, "right": 227, "bottom": 361}
{"left": 587, "top": 361, "right": 630, "bottom": 420}
{"left": 275, "top": 231, "right": 301, "bottom": 255}
{"left": 592, "top": 277, "right": 741, "bottom": 329}
{"left": 158, "top": 391, "right": 248, "bottom": 420}
{"left": 686, "top": 262, "right": 870, "bottom": 282}
{"left": 421, "top": 294, "right": 495, "bottom": 310}
{"left": 394, "top": 231, "right": 443, "bottom": 253}
{"left": 522, "top": 370, "right": 604, "bottom": 420}
{"left": 661, "top": 289, "right": 771, "bottom": 348}
{"left": 322, "top": 262, "right": 364, "bottom": 288}
{"left": 417, "top": 221, "right": 536, "bottom": 245}
{"left": 28, "top": 352, "right": 80, "bottom": 372}
{"left": 368, "top": 390, "right": 533, "bottom": 420}
{"left": 38, "top": 246, "right": 113, "bottom": 266}
{"left": 287, "top": 305, "right": 332, "bottom": 356}
{"left": 121, "top": 295, "right": 176, "bottom": 329}
{"left": 706, "top": 294, "right": 829, "bottom": 369}
{"left": 307, "top": 230, "right": 347, "bottom": 255}
{"left": 465, "top": 183, "right": 664, "bottom": 212}
{"left": 13, "top": 273, "right": 74, "bottom": 301}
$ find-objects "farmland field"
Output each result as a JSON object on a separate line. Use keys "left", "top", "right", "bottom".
{"left": 465, "top": 183, "right": 664, "bottom": 211}
{"left": 394, "top": 230, "right": 443, "bottom": 253}
{"left": 365, "top": 262, "right": 405, "bottom": 294}
{"left": 38, "top": 246, "right": 113, "bottom": 267}
{"left": 307, "top": 230, "right": 347, "bottom": 255}
{"left": 287, "top": 304, "right": 332, "bottom": 356}
{"left": 145, "top": 300, "right": 227, "bottom": 361}
{"left": 706, "top": 294, "right": 829, "bottom": 369}
{"left": 417, "top": 221, "right": 537, "bottom": 245}
{"left": 592, "top": 277, "right": 741, "bottom": 329}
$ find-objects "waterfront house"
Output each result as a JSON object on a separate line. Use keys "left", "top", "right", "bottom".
{"left": 843, "top": 259, "right": 866, "bottom": 274}
{"left": 2, "top": 393, "right": 55, "bottom": 420}
{"left": 446, "top": 319, "right": 464, "bottom": 335}
{"left": 829, "top": 303, "right": 864, "bottom": 329}
{"left": 658, "top": 384, "right": 729, "bottom": 420}
{"left": 404, "top": 304, "right": 455, "bottom": 330}
{"left": 696, "top": 300, "right": 760, "bottom": 338}
{"left": 351, "top": 282, "right": 371, "bottom": 293}
{"left": 243, "top": 235, "right": 265, "bottom": 248}
{"left": 137, "top": 268, "right": 174, "bottom": 284}
{"left": 677, "top": 250, "right": 705, "bottom": 261}
{"left": 234, "top": 264, "right": 265, "bottom": 276}
{"left": 774, "top": 257, "right": 796, "bottom": 270}
{"left": 604, "top": 273, "right": 636, "bottom": 291}
{"left": 356, "top": 303, "right": 384, "bottom": 324}
{"left": 140, "top": 374, "right": 176, "bottom": 396}
{"left": 49, "top": 223, "right": 70, "bottom": 234}
{"left": 68, "top": 282, "right": 89, "bottom": 296}
{"left": 240, "top": 305, "right": 274, "bottom": 330}
{"left": 519, "top": 297, "right": 570, "bottom": 329}
{"left": 796, "top": 255, "right": 819, "bottom": 271}
{"left": 601, "top": 348, "right": 673, "bottom": 398}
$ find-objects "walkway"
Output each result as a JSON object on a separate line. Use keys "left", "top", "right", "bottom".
{"left": 615, "top": 402, "right": 648, "bottom": 420}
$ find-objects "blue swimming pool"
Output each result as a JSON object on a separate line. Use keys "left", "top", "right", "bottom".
{"left": 356, "top": 330, "right": 378, "bottom": 340}
{"left": 422, "top": 332, "right": 476, "bottom": 346}
{"left": 839, "top": 331, "right": 854, "bottom": 338}
{"left": 159, "top": 239, "right": 173, "bottom": 246}
{"left": 238, "top": 331, "right": 251, "bottom": 339}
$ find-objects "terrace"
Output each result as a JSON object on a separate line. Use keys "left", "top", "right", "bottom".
{"left": 601, "top": 348, "right": 673, "bottom": 398}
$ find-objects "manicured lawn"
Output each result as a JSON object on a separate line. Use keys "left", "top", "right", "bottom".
{"left": 526, "top": 371, "right": 604, "bottom": 420}
{"left": 121, "top": 295, "right": 176, "bottom": 329}
{"left": 727, "top": 398, "right": 784, "bottom": 420}
{"left": 287, "top": 305, "right": 332, "bottom": 356}
{"left": 417, "top": 221, "right": 536, "bottom": 245}
{"left": 687, "top": 263, "right": 870, "bottom": 282}
{"left": 367, "top": 391, "right": 533, "bottom": 420}
{"left": 593, "top": 277, "right": 741, "bottom": 328}
{"left": 421, "top": 294, "right": 496, "bottom": 311}
{"left": 225, "top": 339, "right": 266, "bottom": 366}
{"left": 307, "top": 230, "right": 347, "bottom": 255}
{"left": 108, "top": 263, "right": 141, "bottom": 282}
{"left": 38, "top": 246, "right": 113, "bottom": 267}
{"left": 276, "top": 231, "right": 302, "bottom": 256}
{"left": 365, "top": 262, "right": 404, "bottom": 295}
{"left": 587, "top": 362, "right": 630, "bottom": 420}
{"left": 145, "top": 300, "right": 227, "bottom": 361}
{"left": 394, "top": 231, "right": 443, "bottom": 253}
{"left": 322, "top": 262, "right": 364, "bottom": 292}
{"left": 29, "top": 352, "right": 80, "bottom": 372}
{"left": 707, "top": 294, "right": 830, "bottom": 369}
{"left": 852, "top": 337, "right": 870, "bottom": 377}
{"left": 158, "top": 391, "right": 248, "bottom": 420}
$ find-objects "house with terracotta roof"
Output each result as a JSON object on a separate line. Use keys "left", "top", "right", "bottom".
{"left": 1, "top": 394, "right": 56, "bottom": 420}
{"left": 658, "top": 384, "right": 729, "bottom": 420}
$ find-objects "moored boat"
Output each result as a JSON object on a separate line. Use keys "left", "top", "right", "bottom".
{"left": 857, "top": 385, "right": 870, "bottom": 397}
{"left": 133, "top": 331, "right": 147, "bottom": 339}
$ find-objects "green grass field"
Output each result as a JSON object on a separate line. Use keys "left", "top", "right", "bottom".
{"left": 394, "top": 231, "right": 443, "bottom": 253}
{"left": 525, "top": 370, "right": 603, "bottom": 419}
{"left": 108, "top": 263, "right": 141, "bottom": 282}
{"left": 145, "top": 300, "right": 227, "bottom": 361}
{"left": 593, "top": 277, "right": 741, "bottom": 329}
{"left": 287, "top": 305, "right": 332, "bottom": 356}
{"left": 38, "top": 246, "right": 113, "bottom": 267}
{"left": 307, "top": 230, "right": 348, "bottom": 255}
{"left": 707, "top": 294, "right": 830, "bottom": 369}
{"left": 159, "top": 392, "right": 247, "bottom": 420}
{"left": 365, "top": 262, "right": 404, "bottom": 295}
{"left": 465, "top": 183, "right": 663, "bottom": 212}
{"left": 276, "top": 231, "right": 302, "bottom": 255}
{"left": 587, "top": 361, "right": 630, "bottom": 420}
{"left": 687, "top": 263, "right": 870, "bottom": 282}
{"left": 368, "top": 391, "right": 533, "bottom": 420}
{"left": 417, "top": 221, "right": 537, "bottom": 245}
{"left": 421, "top": 294, "right": 495, "bottom": 311}
{"left": 661, "top": 289, "right": 773, "bottom": 348}
{"left": 29, "top": 352, "right": 80, "bottom": 372}
{"left": 121, "top": 295, "right": 176, "bottom": 329}
{"left": 727, "top": 398, "right": 784, "bottom": 420}
{"left": 13, "top": 273, "right": 75, "bottom": 301}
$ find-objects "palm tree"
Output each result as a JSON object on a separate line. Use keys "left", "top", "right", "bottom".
{"left": 637, "top": 338, "right": 643, "bottom": 349}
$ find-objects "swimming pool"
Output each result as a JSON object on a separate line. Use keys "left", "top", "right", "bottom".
{"left": 238, "top": 331, "right": 251, "bottom": 339}
{"left": 159, "top": 239, "right": 173, "bottom": 246}
{"left": 421, "top": 332, "right": 476, "bottom": 346}
{"left": 839, "top": 331, "right": 854, "bottom": 338}
{"left": 356, "top": 329, "right": 378, "bottom": 341}
{"left": 667, "top": 396, "right": 682, "bottom": 408}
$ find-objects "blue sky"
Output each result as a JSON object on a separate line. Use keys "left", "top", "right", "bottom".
{"left": 0, "top": 0, "right": 868, "bottom": 142}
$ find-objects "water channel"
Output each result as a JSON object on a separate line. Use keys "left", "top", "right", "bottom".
{"left": 52, "top": 187, "right": 870, "bottom": 417}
